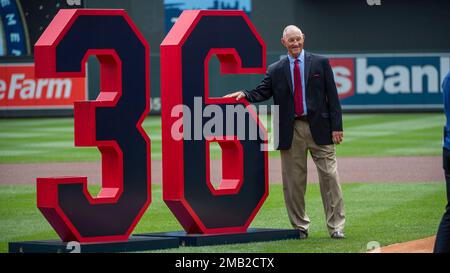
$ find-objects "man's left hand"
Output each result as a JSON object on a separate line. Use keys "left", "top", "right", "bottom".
{"left": 332, "top": 131, "right": 343, "bottom": 145}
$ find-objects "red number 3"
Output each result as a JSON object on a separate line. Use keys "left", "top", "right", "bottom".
{"left": 35, "top": 10, "right": 151, "bottom": 243}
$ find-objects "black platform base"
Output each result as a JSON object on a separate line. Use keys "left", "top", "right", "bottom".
{"left": 137, "top": 228, "right": 300, "bottom": 247}
{"left": 9, "top": 235, "right": 179, "bottom": 253}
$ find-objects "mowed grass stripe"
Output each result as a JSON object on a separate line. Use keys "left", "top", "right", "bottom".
{"left": 0, "top": 119, "right": 73, "bottom": 130}
{"left": 0, "top": 117, "right": 163, "bottom": 162}
{"left": 153, "top": 183, "right": 444, "bottom": 253}
{"left": 342, "top": 113, "right": 437, "bottom": 127}
{"left": 336, "top": 114, "right": 443, "bottom": 157}
{"left": 0, "top": 183, "right": 444, "bottom": 253}
{"left": 0, "top": 132, "right": 49, "bottom": 138}
{"left": 0, "top": 114, "right": 445, "bottom": 163}
{"left": 345, "top": 115, "right": 442, "bottom": 140}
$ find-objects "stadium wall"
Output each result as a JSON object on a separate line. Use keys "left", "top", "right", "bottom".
{"left": 1, "top": 0, "right": 449, "bottom": 117}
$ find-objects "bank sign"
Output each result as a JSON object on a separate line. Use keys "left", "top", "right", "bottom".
{"left": 329, "top": 54, "right": 449, "bottom": 110}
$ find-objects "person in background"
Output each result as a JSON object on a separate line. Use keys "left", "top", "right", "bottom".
{"left": 434, "top": 70, "right": 450, "bottom": 253}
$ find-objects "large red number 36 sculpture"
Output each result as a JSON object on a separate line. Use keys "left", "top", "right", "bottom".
{"left": 35, "top": 9, "right": 151, "bottom": 243}
{"left": 34, "top": 9, "right": 267, "bottom": 243}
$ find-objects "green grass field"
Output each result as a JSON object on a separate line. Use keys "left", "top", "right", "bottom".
{"left": 0, "top": 113, "right": 445, "bottom": 163}
{"left": 0, "top": 113, "right": 446, "bottom": 253}
{"left": 0, "top": 183, "right": 445, "bottom": 253}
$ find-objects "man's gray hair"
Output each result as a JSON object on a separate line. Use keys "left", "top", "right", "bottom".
{"left": 282, "top": 25, "right": 303, "bottom": 38}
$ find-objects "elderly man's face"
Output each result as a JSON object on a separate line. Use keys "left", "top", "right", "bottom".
{"left": 281, "top": 29, "right": 304, "bottom": 58}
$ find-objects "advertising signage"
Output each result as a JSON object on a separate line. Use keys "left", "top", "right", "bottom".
{"left": 0, "top": 63, "right": 87, "bottom": 109}
{"left": 329, "top": 54, "right": 449, "bottom": 110}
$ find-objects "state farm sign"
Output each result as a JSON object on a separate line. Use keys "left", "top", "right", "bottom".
{"left": 0, "top": 64, "right": 86, "bottom": 109}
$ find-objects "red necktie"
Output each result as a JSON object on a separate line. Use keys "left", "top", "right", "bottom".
{"left": 294, "top": 59, "right": 304, "bottom": 116}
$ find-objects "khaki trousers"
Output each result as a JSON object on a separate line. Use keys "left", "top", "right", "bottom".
{"left": 280, "top": 120, "right": 345, "bottom": 235}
